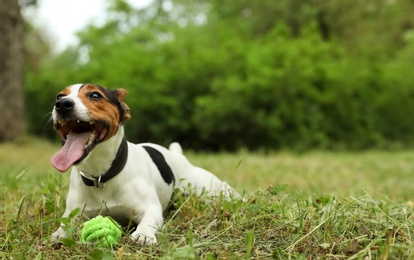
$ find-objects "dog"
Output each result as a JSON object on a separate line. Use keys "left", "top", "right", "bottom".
{"left": 50, "top": 83, "right": 234, "bottom": 245}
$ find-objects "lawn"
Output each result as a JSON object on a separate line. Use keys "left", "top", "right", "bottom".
{"left": 1, "top": 137, "right": 413, "bottom": 259}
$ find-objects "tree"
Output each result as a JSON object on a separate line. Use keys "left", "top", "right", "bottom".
{"left": 0, "top": 0, "right": 24, "bottom": 141}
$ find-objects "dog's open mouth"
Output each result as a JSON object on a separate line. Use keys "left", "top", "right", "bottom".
{"left": 50, "top": 120, "right": 109, "bottom": 172}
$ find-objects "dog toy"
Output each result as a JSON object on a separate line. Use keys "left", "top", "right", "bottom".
{"left": 80, "top": 215, "right": 122, "bottom": 248}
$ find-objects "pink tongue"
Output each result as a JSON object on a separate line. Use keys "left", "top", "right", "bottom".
{"left": 50, "top": 131, "right": 91, "bottom": 172}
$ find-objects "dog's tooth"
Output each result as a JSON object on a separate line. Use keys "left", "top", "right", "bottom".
{"left": 77, "top": 120, "right": 80, "bottom": 123}
{"left": 85, "top": 132, "right": 96, "bottom": 147}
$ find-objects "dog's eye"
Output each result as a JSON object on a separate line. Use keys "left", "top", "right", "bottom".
{"left": 89, "top": 92, "right": 103, "bottom": 100}
{"left": 56, "top": 94, "right": 65, "bottom": 100}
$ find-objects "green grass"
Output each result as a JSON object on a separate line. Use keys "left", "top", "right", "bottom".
{"left": 1, "top": 137, "right": 414, "bottom": 259}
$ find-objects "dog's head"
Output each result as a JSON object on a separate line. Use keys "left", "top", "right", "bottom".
{"left": 50, "top": 83, "right": 131, "bottom": 172}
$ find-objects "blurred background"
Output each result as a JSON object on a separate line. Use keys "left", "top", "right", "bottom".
{"left": 2, "top": 0, "right": 414, "bottom": 151}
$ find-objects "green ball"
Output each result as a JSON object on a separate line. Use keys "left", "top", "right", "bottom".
{"left": 80, "top": 215, "right": 122, "bottom": 248}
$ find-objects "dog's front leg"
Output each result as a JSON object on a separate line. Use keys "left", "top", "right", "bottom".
{"left": 51, "top": 209, "right": 72, "bottom": 241}
{"left": 130, "top": 204, "right": 164, "bottom": 245}
{"left": 51, "top": 188, "right": 85, "bottom": 242}
{"left": 52, "top": 226, "right": 67, "bottom": 241}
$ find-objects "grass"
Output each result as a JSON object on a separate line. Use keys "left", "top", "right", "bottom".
{"left": 1, "top": 137, "right": 414, "bottom": 259}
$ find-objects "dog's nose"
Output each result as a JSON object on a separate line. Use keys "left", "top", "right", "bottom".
{"left": 55, "top": 98, "right": 74, "bottom": 115}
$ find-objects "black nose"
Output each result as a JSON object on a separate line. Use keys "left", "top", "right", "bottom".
{"left": 55, "top": 98, "right": 74, "bottom": 115}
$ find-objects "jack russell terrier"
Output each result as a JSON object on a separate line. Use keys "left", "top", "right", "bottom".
{"left": 50, "top": 83, "right": 234, "bottom": 245}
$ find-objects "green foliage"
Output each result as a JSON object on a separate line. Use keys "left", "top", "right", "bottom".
{"left": 24, "top": 0, "right": 414, "bottom": 150}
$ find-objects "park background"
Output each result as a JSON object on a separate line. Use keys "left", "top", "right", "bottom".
{"left": 4, "top": 0, "right": 414, "bottom": 152}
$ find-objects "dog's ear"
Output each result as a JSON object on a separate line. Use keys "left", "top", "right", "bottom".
{"left": 113, "top": 88, "right": 131, "bottom": 122}
{"left": 113, "top": 88, "right": 128, "bottom": 101}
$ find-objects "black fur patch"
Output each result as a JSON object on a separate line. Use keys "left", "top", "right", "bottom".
{"left": 143, "top": 146, "right": 175, "bottom": 185}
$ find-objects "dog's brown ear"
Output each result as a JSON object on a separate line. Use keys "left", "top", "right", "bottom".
{"left": 113, "top": 88, "right": 131, "bottom": 122}
{"left": 113, "top": 88, "right": 128, "bottom": 101}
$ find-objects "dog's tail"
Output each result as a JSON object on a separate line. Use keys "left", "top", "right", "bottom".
{"left": 169, "top": 142, "right": 183, "bottom": 154}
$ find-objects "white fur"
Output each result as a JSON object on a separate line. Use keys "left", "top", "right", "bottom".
{"left": 52, "top": 105, "right": 234, "bottom": 245}
{"left": 52, "top": 84, "right": 90, "bottom": 122}
{"left": 168, "top": 142, "right": 183, "bottom": 154}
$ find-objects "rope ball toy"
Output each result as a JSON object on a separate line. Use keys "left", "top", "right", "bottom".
{"left": 80, "top": 215, "right": 122, "bottom": 248}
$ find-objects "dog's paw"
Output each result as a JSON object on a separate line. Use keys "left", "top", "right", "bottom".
{"left": 51, "top": 227, "right": 67, "bottom": 241}
{"left": 130, "top": 229, "right": 157, "bottom": 245}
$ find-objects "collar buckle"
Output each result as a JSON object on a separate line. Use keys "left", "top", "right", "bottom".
{"left": 78, "top": 170, "right": 105, "bottom": 189}
{"left": 93, "top": 176, "right": 105, "bottom": 189}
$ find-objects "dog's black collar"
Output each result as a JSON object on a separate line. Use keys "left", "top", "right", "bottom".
{"left": 79, "top": 137, "right": 128, "bottom": 189}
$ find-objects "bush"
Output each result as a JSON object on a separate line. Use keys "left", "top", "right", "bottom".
{"left": 23, "top": 1, "right": 414, "bottom": 151}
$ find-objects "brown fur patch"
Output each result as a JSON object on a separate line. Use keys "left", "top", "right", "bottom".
{"left": 113, "top": 88, "right": 131, "bottom": 122}
{"left": 78, "top": 84, "right": 122, "bottom": 141}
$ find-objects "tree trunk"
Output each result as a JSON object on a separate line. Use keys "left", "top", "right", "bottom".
{"left": 0, "top": 0, "right": 25, "bottom": 141}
